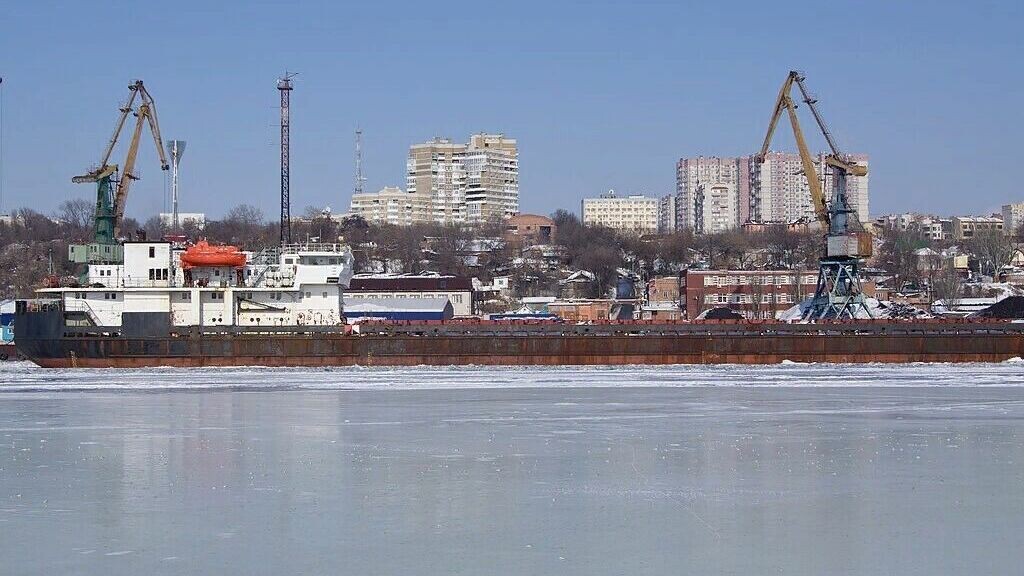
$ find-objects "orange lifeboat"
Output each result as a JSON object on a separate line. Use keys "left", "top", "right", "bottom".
{"left": 180, "top": 240, "right": 247, "bottom": 269}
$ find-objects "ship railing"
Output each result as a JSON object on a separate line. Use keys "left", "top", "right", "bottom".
{"left": 16, "top": 298, "right": 62, "bottom": 314}
{"left": 62, "top": 298, "right": 104, "bottom": 325}
{"left": 248, "top": 246, "right": 281, "bottom": 266}
{"left": 155, "top": 318, "right": 1024, "bottom": 339}
{"left": 119, "top": 279, "right": 180, "bottom": 288}
{"left": 280, "top": 242, "right": 350, "bottom": 254}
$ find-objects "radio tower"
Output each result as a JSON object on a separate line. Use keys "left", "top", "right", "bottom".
{"left": 354, "top": 128, "right": 367, "bottom": 195}
{"left": 277, "top": 72, "right": 296, "bottom": 245}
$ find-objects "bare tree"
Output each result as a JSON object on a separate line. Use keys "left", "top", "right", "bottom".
{"left": 142, "top": 215, "right": 168, "bottom": 241}
{"left": 764, "top": 225, "right": 802, "bottom": 269}
{"left": 968, "top": 229, "right": 1017, "bottom": 278}
{"left": 56, "top": 198, "right": 95, "bottom": 241}
{"left": 930, "top": 261, "right": 964, "bottom": 310}
{"left": 879, "top": 227, "right": 929, "bottom": 291}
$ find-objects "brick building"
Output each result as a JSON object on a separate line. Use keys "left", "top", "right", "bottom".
{"left": 548, "top": 300, "right": 614, "bottom": 321}
{"left": 505, "top": 214, "right": 556, "bottom": 246}
{"left": 646, "top": 276, "right": 682, "bottom": 304}
{"left": 681, "top": 269, "right": 818, "bottom": 320}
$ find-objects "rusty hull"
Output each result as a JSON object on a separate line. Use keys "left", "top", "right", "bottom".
{"left": 19, "top": 329, "right": 1024, "bottom": 368}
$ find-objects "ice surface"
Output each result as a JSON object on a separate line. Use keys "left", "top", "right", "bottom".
{"left": 1, "top": 363, "right": 1023, "bottom": 575}
{"left": 2, "top": 360, "right": 1024, "bottom": 393}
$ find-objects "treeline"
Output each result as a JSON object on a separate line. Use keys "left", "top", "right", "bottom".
{"left": 2, "top": 200, "right": 1021, "bottom": 301}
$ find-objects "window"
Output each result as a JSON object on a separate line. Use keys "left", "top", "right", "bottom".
{"left": 149, "top": 247, "right": 155, "bottom": 258}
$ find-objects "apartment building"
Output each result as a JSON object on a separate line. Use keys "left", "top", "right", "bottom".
{"left": 695, "top": 182, "right": 737, "bottom": 234}
{"left": 874, "top": 213, "right": 951, "bottom": 241}
{"left": 349, "top": 186, "right": 433, "bottom": 226}
{"left": 675, "top": 156, "right": 749, "bottom": 233}
{"left": 463, "top": 134, "right": 519, "bottom": 222}
{"left": 581, "top": 191, "right": 659, "bottom": 234}
{"left": 658, "top": 195, "right": 676, "bottom": 234}
{"left": 406, "top": 134, "right": 518, "bottom": 226}
{"left": 751, "top": 152, "right": 869, "bottom": 225}
{"left": 1002, "top": 202, "right": 1024, "bottom": 236}
{"left": 407, "top": 138, "right": 467, "bottom": 225}
{"left": 675, "top": 152, "right": 869, "bottom": 232}
{"left": 952, "top": 216, "right": 1003, "bottom": 240}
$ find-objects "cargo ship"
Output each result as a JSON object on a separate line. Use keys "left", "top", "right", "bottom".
{"left": 14, "top": 239, "right": 1024, "bottom": 367}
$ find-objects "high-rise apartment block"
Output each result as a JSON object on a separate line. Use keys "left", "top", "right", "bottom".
{"left": 407, "top": 138, "right": 466, "bottom": 225}
{"left": 675, "top": 157, "right": 750, "bottom": 234}
{"left": 658, "top": 195, "right": 676, "bottom": 233}
{"left": 581, "top": 191, "right": 659, "bottom": 234}
{"left": 1002, "top": 202, "right": 1024, "bottom": 236}
{"left": 463, "top": 134, "right": 519, "bottom": 222}
{"left": 675, "top": 152, "right": 869, "bottom": 233}
{"left": 406, "top": 134, "right": 518, "bottom": 226}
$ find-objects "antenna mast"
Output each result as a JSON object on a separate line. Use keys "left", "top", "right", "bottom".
{"left": 355, "top": 128, "right": 367, "bottom": 195}
{"left": 166, "top": 140, "right": 186, "bottom": 233}
{"left": 277, "top": 72, "right": 296, "bottom": 245}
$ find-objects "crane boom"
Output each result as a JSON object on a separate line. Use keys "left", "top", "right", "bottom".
{"left": 112, "top": 83, "right": 169, "bottom": 238}
{"left": 756, "top": 71, "right": 830, "bottom": 229}
{"left": 72, "top": 80, "right": 169, "bottom": 245}
{"left": 792, "top": 74, "right": 842, "bottom": 159}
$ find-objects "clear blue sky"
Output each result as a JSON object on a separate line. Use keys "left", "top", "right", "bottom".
{"left": 1, "top": 0, "right": 1021, "bottom": 221}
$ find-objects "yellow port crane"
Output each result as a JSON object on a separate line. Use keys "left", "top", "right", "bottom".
{"left": 756, "top": 71, "right": 871, "bottom": 319}
{"left": 72, "top": 80, "right": 169, "bottom": 246}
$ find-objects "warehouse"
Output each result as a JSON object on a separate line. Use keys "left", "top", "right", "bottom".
{"left": 344, "top": 296, "right": 454, "bottom": 322}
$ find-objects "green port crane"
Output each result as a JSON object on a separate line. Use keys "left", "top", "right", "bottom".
{"left": 72, "top": 80, "right": 169, "bottom": 247}
{"left": 756, "top": 71, "right": 871, "bottom": 319}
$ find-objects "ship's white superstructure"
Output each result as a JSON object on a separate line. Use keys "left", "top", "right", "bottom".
{"left": 43, "top": 241, "right": 355, "bottom": 328}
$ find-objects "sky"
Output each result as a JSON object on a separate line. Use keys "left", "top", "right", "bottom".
{"left": 0, "top": 0, "right": 1022, "bottom": 222}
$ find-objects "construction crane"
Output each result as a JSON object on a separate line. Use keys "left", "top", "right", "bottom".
{"left": 756, "top": 71, "right": 871, "bottom": 319}
{"left": 72, "top": 80, "right": 169, "bottom": 246}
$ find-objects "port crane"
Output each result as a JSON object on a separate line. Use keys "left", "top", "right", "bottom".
{"left": 72, "top": 80, "right": 169, "bottom": 247}
{"left": 756, "top": 71, "right": 871, "bottom": 319}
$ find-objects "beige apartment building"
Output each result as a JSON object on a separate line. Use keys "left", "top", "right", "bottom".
{"left": 952, "top": 216, "right": 1003, "bottom": 240}
{"left": 463, "top": 134, "right": 519, "bottom": 222}
{"left": 406, "top": 134, "right": 518, "bottom": 226}
{"left": 581, "top": 192, "right": 659, "bottom": 234}
{"left": 407, "top": 138, "right": 467, "bottom": 225}
{"left": 349, "top": 186, "right": 433, "bottom": 226}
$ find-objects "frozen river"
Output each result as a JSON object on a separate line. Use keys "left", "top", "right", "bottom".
{"left": 2, "top": 362, "right": 1024, "bottom": 575}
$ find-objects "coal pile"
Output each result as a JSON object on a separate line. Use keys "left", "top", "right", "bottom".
{"left": 701, "top": 307, "right": 745, "bottom": 320}
{"left": 974, "top": 296, "right": 1024, "bottom": 319}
